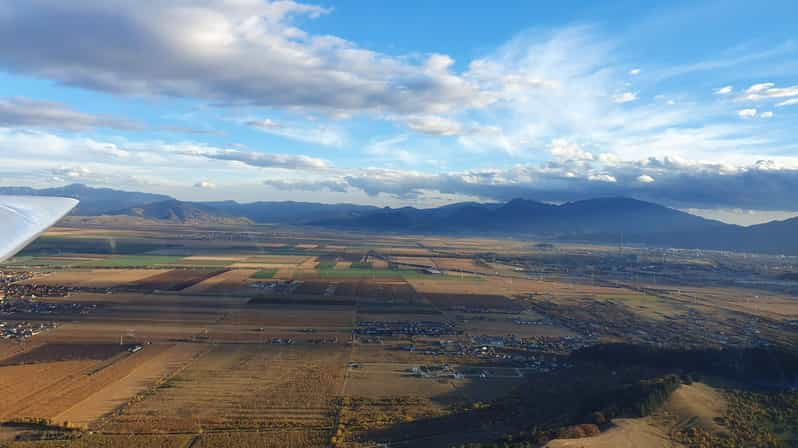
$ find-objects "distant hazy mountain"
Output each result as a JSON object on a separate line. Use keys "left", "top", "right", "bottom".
{"left": 112, "top": 200, "right": 253, "bottom": 225}
{"left": 202, "top": 200, "right": 380, "bottom": 224}
{"left": 314, "top": 197, "right": 728, "bottom": 236}
{"left": 0, "top": 183, "right": 172, "bottom": 215}
{"left": 3, "top": 184, "right": 797, "bottom": 255}
{"left": 647, "top": 216, "right": 798, "bottom": 255}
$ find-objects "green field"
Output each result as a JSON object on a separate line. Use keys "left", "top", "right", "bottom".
{"left": 317, "top": 267, "right": 403, "bottom": 278}
{"left": 315, "top": 267, "right": 483, "bottom": 281}
{"left": 87, "top": 255, "right": 186, "bottom": 268}
{"left": 251, "top": 269, "right": 277, "bottom": 279}
{"left": 594, "top": 294, "right": 659, "bottom": 302}
{"left": 85, "top": 255, "right": 231, "bottom": 268}
{"left": 4, "top": 256, "right": 92, "bottom": 267}
{"left": 316, "top": 260, "right": 337, "bottom": 270}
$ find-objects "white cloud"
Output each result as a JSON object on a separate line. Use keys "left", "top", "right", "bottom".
{"left": 0, "top": 97, "right": 139, "bottom": 131}
{"left": 51, "top": 166, "right": 92, "bottom": 179}
{"left": 0, "top": 1, "right": 493, "bottom": 116}
{"left": 613, "top": 92, "right": 639, "bottom": 103}
{"left": 761, "top": 111, "right": 774, "bottom": 119}
{"left": 200, "top": 149, "right": 329, "bottom": 170}
{"left": 746, "top": 83, "right": 775, "bottom": 94}
{"left": 737, "top": 108, "right": 757, "bottom": 118}
{"left": 330, "top": 155, "right": 798, "bottom": 211}
{"left": 714, "top": 85, "right": 733, "bottom": 95}
{"left": 246, "top": 118, "right": 345, "bottom": 147}
{"left": 548, "top": 139, "right": 593, "bottom": 161}
{"left": 742, "top": 82, "right": 798, "bottom": 101}
{"left": 0, "top": 129, "right": 331, "bottom": 192}
{"left": 629, "top": 68, "right": 641, "bottom": 76}
{"left": 588, "top": 174, "right": 617, "bottom": 183}
{"left": 194, "top": 180, "right": 216, "bottom": 189}
{"left": 637, "top": 174, "right": 655, "bottom": 183}
{"left": 404, "top": 115, "right": 464, "bottom": 136}
{"left": 776, "top": 98, "right": 798, "bottom": 107}
{"left": 264, "top": 178, "right": 348, "bottom": 193}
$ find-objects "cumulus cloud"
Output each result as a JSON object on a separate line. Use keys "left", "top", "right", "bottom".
{"left": 0, "top": 97, "right": 139, "bottom": 131}
{"left": 628, "top": 68, "right": 641, "bottom": 76}
{"left": 637, "top": 174, "right": 655, "bottom": 183}
{"left": 0, "top": 1, "right": 492, "bottom": 116}
{"left": 760, "top": 111, "right": 774, "bottom": 119}
{"left": 548, "top": 139, "right": 593, "bottom": 161}
{"left": 737, "top": 108, "right": 757, "bottom": 118}
{"left": 714, "top": 86, "right": 733, "bottom": 95}
{"left": 613, "top": 92, "right": 638, "bottom": 103}
{"left": 278, "top": 157, "right": 798, "bottom": 211}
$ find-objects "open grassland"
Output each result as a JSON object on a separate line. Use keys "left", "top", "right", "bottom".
{"left": 104, "top": 344, "right": 348, "bottom": 433}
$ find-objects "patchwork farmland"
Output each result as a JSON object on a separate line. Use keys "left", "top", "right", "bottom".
{"left": 0, "top": 223, "right": 796, "bottom": 447}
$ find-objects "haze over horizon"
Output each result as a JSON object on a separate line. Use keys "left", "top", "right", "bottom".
{"left": 1, "top": 0, "right": 797, "bottom": 225}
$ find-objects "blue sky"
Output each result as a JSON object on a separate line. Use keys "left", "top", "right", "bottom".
{"left": 0, "top": 0, "right": 797, "bottom": 224}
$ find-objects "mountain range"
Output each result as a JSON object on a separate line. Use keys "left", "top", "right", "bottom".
{"left": 0, "top": 183, "right": 171, "bottom": 216}
{"left": 2, "top": 183, "right": 797, "bottom": 255}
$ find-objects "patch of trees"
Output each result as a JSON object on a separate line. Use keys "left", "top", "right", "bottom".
{"left": 448, "top": 368, "right": 683, "bottom": 448}
{"left": 572, "top": 343, "right": 798, "bottom": 385}
{"left": 676, "top": 389, "right": 798, "bottom": 448}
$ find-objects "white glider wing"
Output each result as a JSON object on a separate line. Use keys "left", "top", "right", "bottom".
{"left": 0, "top": 196, "right": 79, "bottom": 263}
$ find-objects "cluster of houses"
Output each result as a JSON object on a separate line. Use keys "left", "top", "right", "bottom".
{"left": 389, "top": 336, "right": 583, "bottom": 370}
{"left": 0, "top": 320, "right": 57, "bottom": 340}
{"left": 405, "top": 354, "right": 571, "bottom": 379}
{"left": 355, "top": 320, "right": 460, "bottom": 337}
{"left": 0, "top": 271, "right": 35, "bottom": 301}
{"left": 3, "top": 283, "right": 77, "bottom": 300}
{"left": 0, "top": 298, "right": 95, "bottom": 317}
{"left": 250, "top": 280, "right": 298, "bottom": 294}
